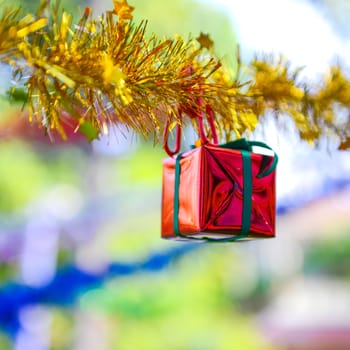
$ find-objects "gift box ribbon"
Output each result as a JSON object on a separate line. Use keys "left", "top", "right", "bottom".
{"left": 173, "top": 139, "right": 278, "bottom": 242}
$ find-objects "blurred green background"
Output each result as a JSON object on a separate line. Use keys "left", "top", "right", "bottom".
{"left": 1, "top": 1, "right": 350, "bottom": 350}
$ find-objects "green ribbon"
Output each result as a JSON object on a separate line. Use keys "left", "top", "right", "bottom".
{"left": 173, "top": 139, "right": 278, "bottom": 242}
{"left": 173, "top": 152, "right": 183, "bottom": 236}
{"left": 240, "top": 149, "right": 252, "bottom": 235}
{"left": 221, "top": 139, "right": 278, "bottom": 178}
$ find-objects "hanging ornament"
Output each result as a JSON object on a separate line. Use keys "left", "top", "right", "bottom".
{"left": 161, "top": 100, "right": 278, "bottom": 242}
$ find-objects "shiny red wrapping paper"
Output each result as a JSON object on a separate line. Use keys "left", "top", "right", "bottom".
{"left": 161, "top": 143, "right": 276, "bottom": 241}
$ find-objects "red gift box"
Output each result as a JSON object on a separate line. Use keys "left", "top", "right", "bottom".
{"left": 161, "top": 139, "right": 277, "bottom": 241}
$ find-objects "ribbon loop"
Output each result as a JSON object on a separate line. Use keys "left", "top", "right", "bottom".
{"left": 163, "top": 101, "right": 218, "bottom": 156}
{"left": 221, "top": 138, "right": 278, "bottom": 178}
{"left": 163, "top": 112, "right": 182, "bottom": 157}
{"left": 196, "top": 98, "right": 219, "bottom": 145}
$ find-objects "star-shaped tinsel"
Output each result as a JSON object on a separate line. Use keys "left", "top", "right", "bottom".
{"left": 196, "top": 32, "right": 214, "bottom": 50}
{"left": 112, "top": 0, "right": 134, "bottom": 21}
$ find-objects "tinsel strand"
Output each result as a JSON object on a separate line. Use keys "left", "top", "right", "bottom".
{"left": 0, "top": 0, "right": 349, "bottom": 148}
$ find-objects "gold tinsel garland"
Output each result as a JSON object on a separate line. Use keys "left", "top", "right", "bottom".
{"left": 0, "top": 0, "right": 349, "bottom": 148}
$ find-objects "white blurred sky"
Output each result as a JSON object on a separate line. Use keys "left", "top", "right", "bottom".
{"left": 202, "top": 0, "right": 350, "bottom": 75}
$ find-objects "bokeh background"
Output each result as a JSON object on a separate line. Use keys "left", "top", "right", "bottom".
{"left": 0, "top": 0, "right": 350, "bottom": 349}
